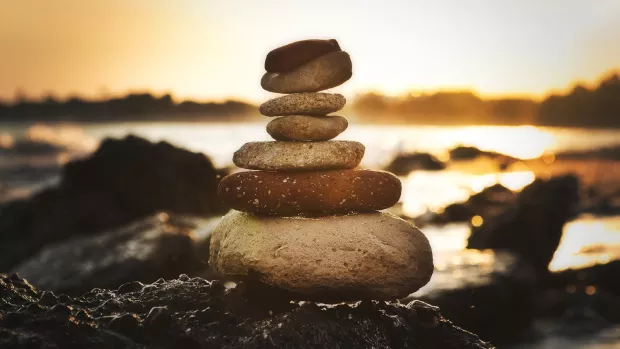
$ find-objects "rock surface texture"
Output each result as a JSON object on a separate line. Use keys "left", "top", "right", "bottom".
{"left": 0, "top": 135, "right": 226, "bottom": 272}
{"left": 233, "top": 140, "right": 364, "bottom": 171}
{"left": 213, "top": 38, "right": 434, "bottom": 303}
{"left": 267, "top": 114, "right": 349, "bottom": 141}
{"left": 260, "top": 93, "right": 346, "bottom": 116}
{"left": 0, "top": 274, "right": 493, "bottom": 349}
{"left": 261, "top": 51, "right": 353, "bottom": 93}
{"left": 219, "top": 169, "right": 401, "bottom": 215}
{"left": 210, "top": 211, "right": 433, "bottom": 301}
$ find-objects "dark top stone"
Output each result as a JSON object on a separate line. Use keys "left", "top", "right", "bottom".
{"left": 0, "top": 273, "right": 493, "bottom": 349}
{"left": 265, "top": 39, "right": 341, "bottom": 73}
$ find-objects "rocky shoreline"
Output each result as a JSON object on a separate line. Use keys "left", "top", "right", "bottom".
{"left": 1, "top": 132, "right": 620, "bottom": 347}
{"left": 0, "top": 273, "right": 492, "bottom": 349}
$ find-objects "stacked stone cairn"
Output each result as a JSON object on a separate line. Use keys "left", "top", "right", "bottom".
{"left": 209, "top": 39, "right": 434, "bottom": 302}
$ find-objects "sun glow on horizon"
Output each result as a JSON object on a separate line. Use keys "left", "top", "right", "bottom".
{"left": 2, "top": 0, "right": 620, "bottom": 102}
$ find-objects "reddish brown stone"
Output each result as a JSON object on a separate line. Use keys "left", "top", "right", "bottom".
{"left": 265, "top": 39, "right": 341, "bottom": 73}
{"left": 218, "top": 169, "right": 401, "bottom": 216}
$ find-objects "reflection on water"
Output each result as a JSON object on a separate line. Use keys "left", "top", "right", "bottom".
{"left": 439, "top": 125, "right": 556, "bottom": 160}
{"left": 549, "top": 215, "right": 620, "bottom": 272}
{"left": 2, "top": 121, "right": 620, "bottom": 274}
{"left": 401, "top": 170, "right": 535, "bottom": 217}
{"left": 416, "top": 223, "right": 517, "bottom": 296}
{"left": 417, "top": 215, "right": 620, "bottom": 295}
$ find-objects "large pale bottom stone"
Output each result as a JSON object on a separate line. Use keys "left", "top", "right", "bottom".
{"left": 209, "top": 210, "right": 434, "bottom": 302}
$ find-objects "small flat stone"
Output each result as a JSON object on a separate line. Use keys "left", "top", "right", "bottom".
{"left": 218, "top": 169, "right": 401, "bottom": 216}
{"left": 261, "top": 51, "right": 352, "bottom": 94}
{"left": 233, "top": 141, "right": 364, "bottom": 171}
{"left": 267, "top": 115, "right": 348, "bottom": 141}
{"left": 265, "top": 39, "right": 341, "bottom": 73}
{"left": 259, "top": 93, "right": 346, "bottom": 117}
{"left": 209, "top": 210, "right": 434, "bottom": 302}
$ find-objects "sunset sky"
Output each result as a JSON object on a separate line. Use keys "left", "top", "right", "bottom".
{"left": 2, "top": 0, "right": 620, "bottom": 103}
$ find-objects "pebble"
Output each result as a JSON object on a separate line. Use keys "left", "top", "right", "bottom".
{"left": 265, "top": 39, "right": 341, "bottom": 73}
{"left": 267, "top": 115, "right": 348, "bottom": 141}
{"left": 233, "top": 141, "right": 364, "bottom": 171}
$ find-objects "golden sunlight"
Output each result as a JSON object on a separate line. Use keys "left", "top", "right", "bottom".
{"left": 549, "top": 216, "right": 620, "bottom": 272}
{"left": 452, "top": 126, "right": 555, "bottom": 160}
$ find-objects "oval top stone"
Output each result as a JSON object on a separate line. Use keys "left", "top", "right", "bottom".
{"left": 259, "top": 93, "right": 346, "bottom": 117}
{"left": 261, "top": 51, "right": 353, "bottom": 94}
{"left": 233, "top": 141, "right": 364, "bottom": 171}
{"left": 265, "top": 39, "right": 341, "bottom": 73}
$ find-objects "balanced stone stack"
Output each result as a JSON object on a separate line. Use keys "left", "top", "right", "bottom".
{"left": 209, "top": 39, "right": 434, "bottom": 302}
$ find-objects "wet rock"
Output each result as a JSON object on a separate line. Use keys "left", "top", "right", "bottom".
{"left": 449, "top": 145, "right": 518, "bottom": 162}
{"left": 12, "top": 214, "right": 220, "bottom": 295}
{"left": 545, "top": 260, "right": 620, "bottom": 297}
{"left": 267, "top": 114, "right": 348, "bottom": 141}
{"left": 0, "top": 273, "right": 493, "bottom": 349}
{"left": 555, "top": 145, "right": 620, "bottom": 161}
{"left": 468, "top": 175, "right": 580, "bottom": 274}
{"left": 415, "top": 253, "right": 538, "bottom": 345}
{"left": 426, "top": 184, "right": 515, "bottom": 225}
{"left": 0, "top": 135, "right": 227, "bottom": 271}
{"left": 385, "top": 152, "right": 446, "bottom": 176}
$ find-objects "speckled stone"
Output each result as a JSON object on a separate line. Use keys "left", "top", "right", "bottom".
{"left": 218, "top": 169, "right": 401, "bottom": 216}
{"left": 265, "top": 39, "right": 341, "bottom": 73}
{"left": 267, "top": 115, "right": 348, "bottom": 141}
{"left": 209, "top": 210, "right": 434, "bottom": 301}
{"left": 259, "top": 93, "right": 346, "bottom": 116}
{"left": 261, "top": 51, "right": 353, "bottom": 94}
{"left": 232, "top": 141, "right": 364, "bottom": 171}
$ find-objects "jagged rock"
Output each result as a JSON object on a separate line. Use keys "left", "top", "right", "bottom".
{"left": 467, "top": 175, "right": 580, "bottom": 274}
{"left": 0, "top": 273, "right": 493, "bottom": 349}
{"left": 259, "top": 93, "right": 346, "bottom": 116}
{"left": 0, "top": 135, "right": 227, "bottom": 271}
{"left": 385, "top": 152, "right": 446, "bottom": 175}
{"left": 425, "top": 184, "right": 515, "bottom": 225}
{"left": 265, "top": 39, "right": 341, "bottom": 72}
{"left": 12, "top": 214, "right": 220, "bottom": 295}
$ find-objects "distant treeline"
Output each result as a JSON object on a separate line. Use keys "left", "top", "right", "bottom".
{"left": 0, "top": 93, "right": 257, "bottom": 121}
{"left": 352, "top": 71, "right": 620, "bottom": 128}
{"left": 1, "top": 71, "right": 619, "bottom": 127}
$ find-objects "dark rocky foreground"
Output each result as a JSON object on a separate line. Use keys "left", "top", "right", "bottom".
{"left": 12, "top": 214, "right": 219, "bottom": 295}
{"left": 0, "top": 273, "right": 493, "bottom": 349}
{"left": 0, "top": 135, "right": 227, "bottom": 271}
